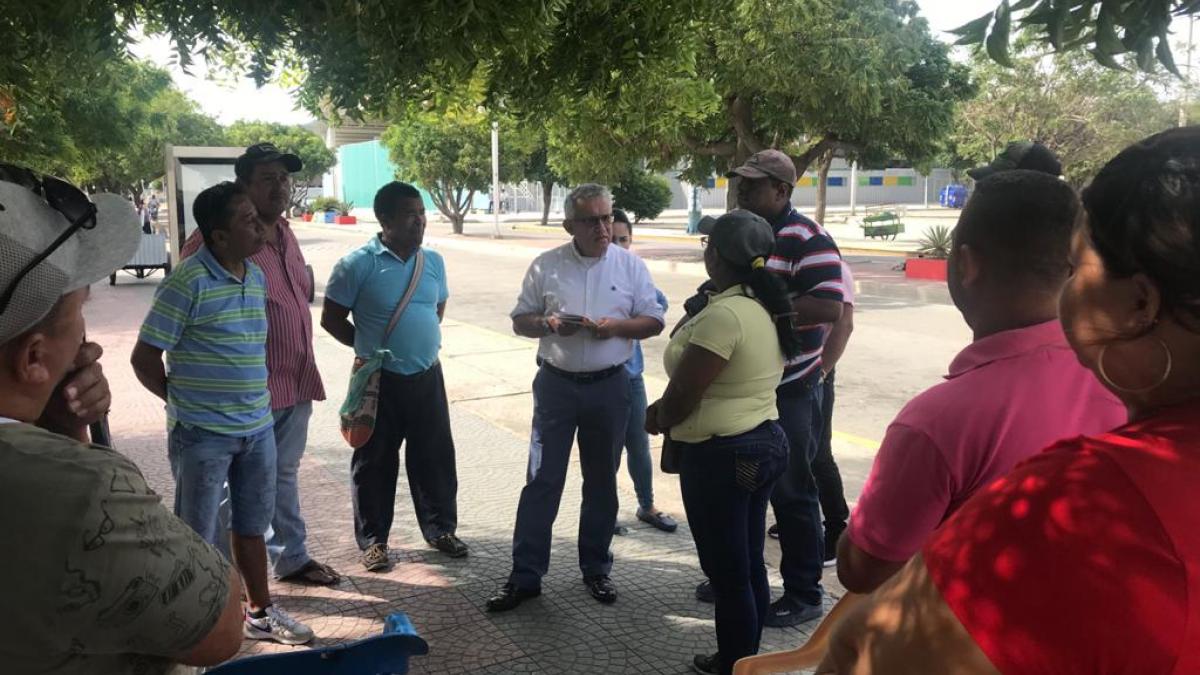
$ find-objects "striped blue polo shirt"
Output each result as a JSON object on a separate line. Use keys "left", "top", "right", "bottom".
{"left": 138, "top": 246, "right": 272, "bottom": 437}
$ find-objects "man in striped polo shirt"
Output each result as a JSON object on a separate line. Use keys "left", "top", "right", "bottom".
{"left": 132, "top": 182, "right": 314, "bottom": 646}
{"left": 734, "top": 150, "right": 844, "bottom": 626}
{"left": 688, "top": 149, "right": 844, "bottom": 627}
{"left": 181, "top": 143, "right": 336, "bottom": 587}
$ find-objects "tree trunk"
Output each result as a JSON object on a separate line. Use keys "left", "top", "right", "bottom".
{"left": 430, "top": 182, "right": 462, "bottom": 234}
{"left": 814, "top": 150, "right": 834, "bottom": 225}
{"left": 541, "top": 180, "right": 554, "bottom": 226}
{"left": 724, "top": 139, "right": 755, "bottom": 210}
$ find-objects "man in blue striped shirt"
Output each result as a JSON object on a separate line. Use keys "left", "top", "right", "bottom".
{"left": 132, "top": 182, "right": 313, "bottom": 646}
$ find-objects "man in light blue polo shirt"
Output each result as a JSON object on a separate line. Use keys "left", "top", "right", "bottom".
{"left": 322, "top": 181, "right": 467, "bottom": 573}
{"left": 131, "top": 181, "right": 313, "bottom": 646}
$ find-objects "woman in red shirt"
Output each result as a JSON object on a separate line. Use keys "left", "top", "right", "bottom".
{"left": 820, "top": 128, "right": 1200, "bottom": 674}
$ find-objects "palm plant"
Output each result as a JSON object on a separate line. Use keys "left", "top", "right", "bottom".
{"left": 915, "top": 225, "right": 953, "bottom": 259}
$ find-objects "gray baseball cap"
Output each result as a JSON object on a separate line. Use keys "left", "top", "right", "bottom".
{"left": 0, "top": 178, "right": 140, "bottom": 344}
{"left": 698, "top": 209, "right": 776, "bottom": 267}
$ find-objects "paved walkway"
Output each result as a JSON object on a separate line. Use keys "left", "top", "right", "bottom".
{"left": 94, "top": 230, "right": 840, "bottom": 674}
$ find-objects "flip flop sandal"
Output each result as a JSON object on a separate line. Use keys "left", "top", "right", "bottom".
{"left": 280, "top": 560, "right": 342, "bottom": 585}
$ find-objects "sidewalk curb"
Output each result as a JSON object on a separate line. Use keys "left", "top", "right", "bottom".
{"left": 858, "top": 278, "right": 952, "bottom": 305}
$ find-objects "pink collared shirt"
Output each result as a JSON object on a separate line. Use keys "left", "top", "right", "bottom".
{"left": 847, "top": 320, "right": 1125, "bottom": 562}
{"left": 181, "top": 219, "right": 325, "bottom": 409}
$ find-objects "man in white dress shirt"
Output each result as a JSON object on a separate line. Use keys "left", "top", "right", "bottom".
{"left": 487, "top": 183, "right": 666, "bottom": 612}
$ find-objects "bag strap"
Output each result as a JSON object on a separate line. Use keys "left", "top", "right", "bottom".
{"left": 381, "top": 249, "right": 425, "bottom": 345}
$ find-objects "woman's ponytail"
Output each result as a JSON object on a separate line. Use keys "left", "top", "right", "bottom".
{"left": 742, "top": 257, "right": 801, "bottom": 358}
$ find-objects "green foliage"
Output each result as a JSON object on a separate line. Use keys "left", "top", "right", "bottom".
{"left": 916, "top": 225, "right": 953, "bottom": 259}
{"left": 953, "top": 45, "right": 1175, "bottom": 186}
{"left": 310, "top": 196, "right": 342, "bottom": 212}
{"left": 381, "top": 95, "right": 537, "bottom": 233}
{"left": 225, "top": 120, "right": 336, "bottom": 211}
{"left": 613, "top": 170, "right": 674, "bottom": 223}
{"left": 953, "top": 1, "right": 1189, "bottom": 74}
{"left": 2, "top": 55, "right": 223, "bottom": 196}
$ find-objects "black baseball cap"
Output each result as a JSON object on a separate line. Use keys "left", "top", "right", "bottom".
{"left": 697, "top": 209, "right": 775, "bottom": 267}
{"left": 968, "top": 141, "right": 1062, "bottom": 180}
{"left": 235, "top": 142, "right": 303, "bottom": 177}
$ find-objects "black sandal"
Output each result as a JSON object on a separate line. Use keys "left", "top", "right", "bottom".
{"left": 279, "top": 560, "right": 342, "bottom": 585}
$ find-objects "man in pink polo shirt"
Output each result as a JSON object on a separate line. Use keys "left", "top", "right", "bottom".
{"left": 836, "top": 170, "right": 1126, "bottom": 594}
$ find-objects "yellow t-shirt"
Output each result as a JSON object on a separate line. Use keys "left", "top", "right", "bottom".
{"left": 663, "top": 285, "right": 785, "bottom": 443}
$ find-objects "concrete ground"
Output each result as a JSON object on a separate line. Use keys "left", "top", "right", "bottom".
{"left": 94, "top": 220, "right": 971, "bottom": 673}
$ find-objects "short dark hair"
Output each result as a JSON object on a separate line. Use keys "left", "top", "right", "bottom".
{"left": 1083, "top": 127, "right": 1200, "bottom": 330}
{"left": 954, "top": 170, "right": 1080, "bottom": 289}
{"left": 374, "top": 181, "right": 423, "bottom": 222}
{"left": 193, "top": 182, "right": 246, "bottom": 248}
{"left": 612, "top": 208, "right": 632, "bottom": 234}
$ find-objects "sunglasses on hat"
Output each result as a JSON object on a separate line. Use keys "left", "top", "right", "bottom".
{"left": 0, "top": 163, "right": 98, "bottom": 315}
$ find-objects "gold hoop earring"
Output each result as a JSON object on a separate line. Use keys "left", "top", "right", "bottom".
{"left": 1097, "top": 337, "right": 1173, "bottom": 394}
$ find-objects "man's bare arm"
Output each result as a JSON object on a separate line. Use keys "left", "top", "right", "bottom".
{"left": 822, "top": 304, "right": 855, "bottom": 374}
{"left": 130, "top": 341, "right": 168, "bottom": 402}
{"left": 818, "top": 555, "right": 999, "bottom": 675}
{"left": 321, "top": 298, "right": 356, "bottom": 347}
{"left": 175, "top": 566, "right": 244, "bottom": 666}
{"left": 792, "top": 295, "right": 843, "bottom": 325}
{"left": 836, "top": 533, "right": 905, "bottom": 595}
{"left": 513, "top": 313, "right": 551, "bottom": 338}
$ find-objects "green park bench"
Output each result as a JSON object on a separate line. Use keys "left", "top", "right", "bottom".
{"left": 860, "top": 210, "right": 905, "bottom": 241}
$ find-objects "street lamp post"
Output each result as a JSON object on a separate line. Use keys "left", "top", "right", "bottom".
{"left": 491, "top": 120, "right": 501, "bottom": 239}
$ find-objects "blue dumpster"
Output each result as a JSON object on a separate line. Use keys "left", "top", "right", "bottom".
{"left": 939, "top": 185, "right": 967, "bottom": 208}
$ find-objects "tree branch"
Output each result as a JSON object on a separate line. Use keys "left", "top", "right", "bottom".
{"left": 789, "top": 136, "right": 858, "bottom": 176}
{"left": 728, "top": 95, "right": 766, "bottom": 154}
{"left": 682, "top": 136, "right": 737, "bottom": 157}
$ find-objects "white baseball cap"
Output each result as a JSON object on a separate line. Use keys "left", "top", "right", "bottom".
{"left": 0, "top": 168, "right": 140, "bottom": 344}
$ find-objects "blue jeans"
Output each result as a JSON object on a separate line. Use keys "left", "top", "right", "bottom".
{"left": 771, "top": 382, "right": 825, "bottom": 604}
{"left": 214, "top": 403, "right": 315, "bottom": 576}
{"left": 616, "top": 374, "right": 655, "bottom": 511}
{"left": 812, "top": 372, "right": 849, "bottom": 536}
{"left": 510, "top": 367, "right": 629, "bottom": 589}
{"left": 680, "top": 421, "right": 789, "bottom": 675}
{"left": 267, "top": 402, "right": 314, "bottom": 577}
{"left": 168, "top": 423, "right": 277, "bottom": 545}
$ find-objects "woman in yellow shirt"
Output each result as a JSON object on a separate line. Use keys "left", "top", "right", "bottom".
{"left": 647, "top": 210, "right": 801, "bottom": 675}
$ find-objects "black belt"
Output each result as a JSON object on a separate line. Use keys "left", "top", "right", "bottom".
{"left": 538, "top": 359, "right": 624, "bottom": 384}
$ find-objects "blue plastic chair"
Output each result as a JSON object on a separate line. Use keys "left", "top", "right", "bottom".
{"left": 207, "top": 613, "right": 428, "bottom": 675}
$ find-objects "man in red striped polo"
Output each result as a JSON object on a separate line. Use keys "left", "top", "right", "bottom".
{"left": 181, "top": 143, "right": 338, "bottom": 586}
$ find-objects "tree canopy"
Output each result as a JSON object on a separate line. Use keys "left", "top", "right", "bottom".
{"left": 953, "top": 43, "right": 1175, "bottom": 185}
{"left": 954, "top": 0, "right": 1198, "bottom": 74}
{"left": 2, "top": 54, "right": 223, "bottom": 196}
{"left": 381, "top": 100, "right": 537, "bottom": 234}
{"left": 226, "top": 120, "right": 335, "bottom": 211}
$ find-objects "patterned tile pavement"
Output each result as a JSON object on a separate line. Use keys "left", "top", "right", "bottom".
{"left": 90, "top": 228, "right": 840, "bottom": 674}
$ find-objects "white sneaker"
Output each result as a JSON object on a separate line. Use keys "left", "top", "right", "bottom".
{"left": 244, "top": 605, "right": 314, "bottom": 645}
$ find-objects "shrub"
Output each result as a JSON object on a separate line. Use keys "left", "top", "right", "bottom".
{"left": 310, "top": 196, "right": 341, "bottom": 213}
{"left": 612, "top": 170, "right": 673, "bottom": 223}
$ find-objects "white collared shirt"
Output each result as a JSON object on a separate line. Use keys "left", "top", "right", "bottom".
{"left": 512, "top": 242, "right": 665, "bottom": 373}
{"left": 0, "top": 416, "right": 17, "bottom": 425}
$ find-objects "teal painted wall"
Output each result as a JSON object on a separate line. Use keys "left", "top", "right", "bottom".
{"left": 338, "top": 140, "right": 435, "bottom": 212}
